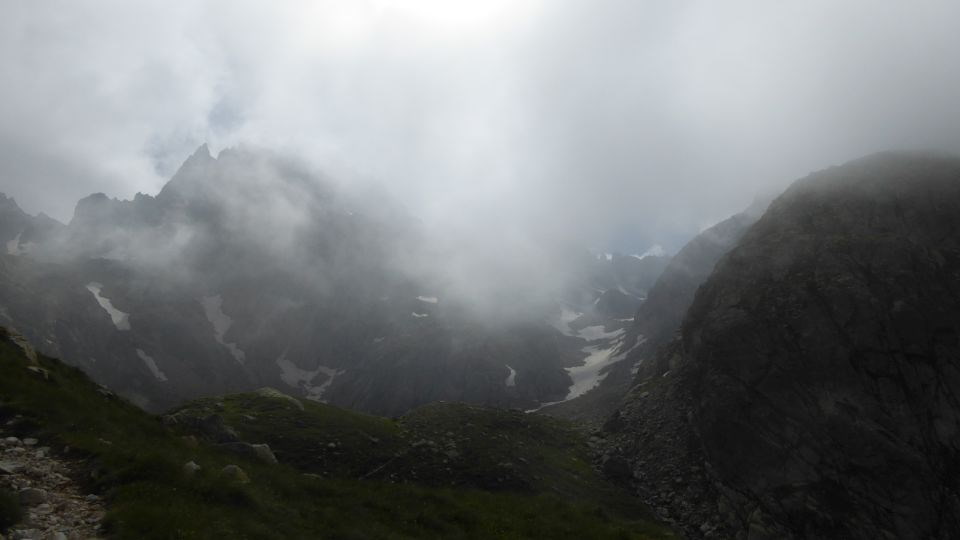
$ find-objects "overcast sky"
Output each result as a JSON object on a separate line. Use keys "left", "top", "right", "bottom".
{"left": 2, "top": 0, "right": 960, "bottom": 252}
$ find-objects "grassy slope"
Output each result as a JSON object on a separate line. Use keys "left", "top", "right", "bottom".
{"left": 0, "top": 334, "right": 673, "bottom": 539}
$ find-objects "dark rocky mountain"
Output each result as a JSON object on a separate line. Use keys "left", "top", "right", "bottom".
{"left": 542, "top": 202, "right": 765, "bottom": 424}
{"left": 0, "top": 145, "right": 665, "bottom": 416}
{"left": 603, "top": 152, "right": 960, "bottom": 539}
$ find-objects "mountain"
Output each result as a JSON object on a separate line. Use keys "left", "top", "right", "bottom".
{"left": 602, "top": 152, "right": 960, "bottom": 539}
{"left": 541, "top": 201, "right": 765, "bottom": 424}
{"left": 0, "top": 326, "right": 674, "bottom": 539}
{"left": 0, "top": 146, "right": 664, "bottom": 416}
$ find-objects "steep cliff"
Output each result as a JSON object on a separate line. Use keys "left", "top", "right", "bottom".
{"left": 605, "top": 152, "right": 960, "bottom": 539}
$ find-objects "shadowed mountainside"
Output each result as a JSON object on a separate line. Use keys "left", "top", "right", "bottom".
{"left": 604, "top": 152, "right": 960, "bottom": 539}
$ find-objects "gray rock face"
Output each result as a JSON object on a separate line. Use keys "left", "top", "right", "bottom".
{"left": 542, "top": 205, "right": 760, "bottom": 425}
{"left": 606, "top": 152, "right": 960, "bottom": 539}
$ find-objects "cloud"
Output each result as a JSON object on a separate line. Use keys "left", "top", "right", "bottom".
{"left": 2, "top": 0, "right": 960, "bottom": 253}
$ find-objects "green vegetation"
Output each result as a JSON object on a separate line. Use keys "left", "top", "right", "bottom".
{"left": 0, "top": 334, "right": 674, "bottom": 539}
{"left": 0, "top": 487, "right": 22, "bottom": 532}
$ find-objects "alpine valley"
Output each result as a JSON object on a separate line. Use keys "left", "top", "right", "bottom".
{"left": 1, "top": 149, "right": 959, "bottom": 540}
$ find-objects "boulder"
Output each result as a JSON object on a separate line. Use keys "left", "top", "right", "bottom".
{"left": 182, "top": 461, "right": 201, "bottom": 476}
{"left": 219, "top": 465, "right": 249, "bottom": 484}
{"left": 18, "top": 488, "right": 47, "bottom": 506}
{"left": 217, "top": 442, "right": 278, "bottom": 465}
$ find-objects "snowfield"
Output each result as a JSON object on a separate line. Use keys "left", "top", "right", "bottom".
{"left": 277, "top": 353, "right": 344, "bottom": 402}
{"left": 86, "top": 283, "right": 131, "bottom": 331}
{"left": 201, "top": 295, "right": 246, "bottom": 364}
{"left": 136, "top": 349, "right": 168, "bottom": 382}
{"left": 562, "top": 328, "right": 626, "bottom": 401}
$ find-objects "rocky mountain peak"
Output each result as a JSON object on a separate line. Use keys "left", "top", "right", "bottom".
{"left": 604, "top": 151, "right": 960, "bottom": 539}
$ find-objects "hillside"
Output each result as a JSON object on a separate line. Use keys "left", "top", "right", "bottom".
{"left": 603, "top": 152, "right": 960, "bottom": 539}
{"left": 0, "top": 327, "right": 673, "bottom": 539}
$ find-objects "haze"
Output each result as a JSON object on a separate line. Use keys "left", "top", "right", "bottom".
{"left": 2, "top": 0, "right": 960, "bottom": 253}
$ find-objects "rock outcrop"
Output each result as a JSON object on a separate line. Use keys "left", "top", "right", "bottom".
{"left": 605, "top": 152, "right": 960, "bottom": 539}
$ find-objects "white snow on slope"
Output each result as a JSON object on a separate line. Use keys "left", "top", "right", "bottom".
{"left": 527, "top": 326, "right": 632, "bottom": 412}
{"left": 276, "top": 353, "right": 343, "bottom": 402}
{"left": 632, "top": 244, "right": 666, "bottom": 259}
{"left": 136, "top": 349, "right": 168, "bottom": 382}
{"left": 412, "top": 312, "right": 429, "bottom": 318}
{"left": 86, "top": 283, "right": 131, "bottom": 330}
{"left": 416, "top": 296, "right": 439, "bottom": 304}
{"left": 505, "top": 365, "right": 517, "bottom": 387}
{"left": 575, "top": 325, "right": 622, "bottom": 341}
{"left": 562, "top": 329, "right": 626, "bottom": 401}
{"left": 6, "top": 232, "right": 22, "bottom": 255}
{"left": 201, "top": 295, "right": 246, "bottom": 364}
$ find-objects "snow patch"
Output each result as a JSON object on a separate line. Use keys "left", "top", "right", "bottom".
{"left": 576, "top": 325, "right": 622, "bottom": 341}
{"left": 638, "top": 244, "right": 666, "bottom": 258}
{"left": 276, "top": 353, "right": 343, "bottom": 402}
{"left": 411, "top": 312, "right": 429, "bottom": 318}
{"left": 6, "top": 232, "right": 22, "bottom": 255}
{"left": 528, "top": 328, "right": 630, "bottom": 411}
{"left": 563, "top": 330, "right": 627, "bottom": 401}
{"left": 86, "top": 283, "right": 131, "bottom": 330}
{"left": 416, "top": 296, "right": 439, "bottom": 304}
{"left": 201, "top": 295, "right": 246, "bottom": 364}
{"left": 136, "top": 349, "right": 168, "bottom": 382}
{"left": 505, "top": 365, "right": 517, "bottom": 387}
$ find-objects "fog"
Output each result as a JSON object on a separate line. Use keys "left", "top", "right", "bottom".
{"left": 3, "top": 0, "right": 960, "bottom": 256}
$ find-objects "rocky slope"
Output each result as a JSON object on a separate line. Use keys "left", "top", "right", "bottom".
{"left": 604, "top": 152, "right": 960, "bottom": 539}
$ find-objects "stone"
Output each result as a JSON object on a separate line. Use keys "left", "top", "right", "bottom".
{"left": 182, "top": 461, "right": 201, "bottom": 476}
{"left": 19, "top": 487, "right": 48, "bottom": 506}
{"left": 21, "top": 438, "right": 37, "bottom": 447}
{"left": 180, "top": 435, "right": 199, "bottom": 447}
{"left": 220, "top": 464, "right": 249, "bottom": 484}
{"left": 217, "top": 442, "right": 277, "bottom": 464}
{"left": 25, "top": 366, "right": 50, "bottom": 380}
{"left": 251, "top": 444, "right": 278, "bottom": 465}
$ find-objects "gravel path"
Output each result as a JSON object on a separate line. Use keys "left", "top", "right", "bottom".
{"left": 0, "top": 431, "right": 105, "bottom": 540}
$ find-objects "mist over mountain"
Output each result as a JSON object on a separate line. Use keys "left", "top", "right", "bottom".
{"left": 604, "top": 152, "right": 960, "bottom": 539}
{"left": 0, "top": 145, "right": 666, "bottom": 416}
{"left": 3, "top": 2, "right": 960, "bottom": 539}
